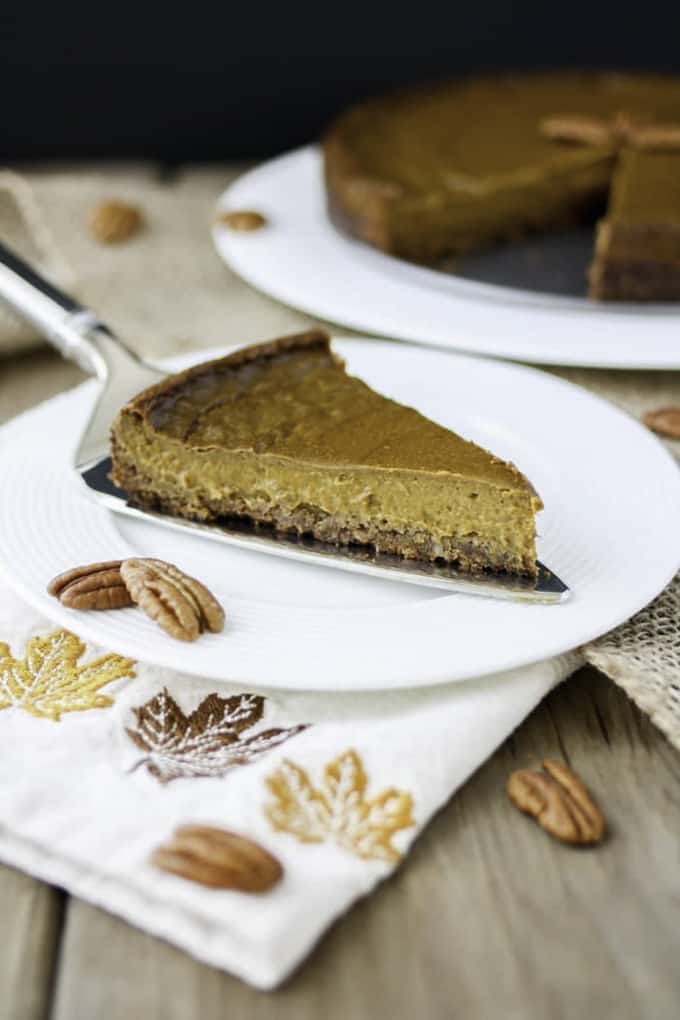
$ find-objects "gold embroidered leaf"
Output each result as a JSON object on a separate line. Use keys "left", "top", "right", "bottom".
{"left": 0, "top": 630, "right": 136, "bottom": 721}
{"left": 265, "top": 759, "right": 332, "bottom": 844}
{"left": 265, "top": 749, "right": 415, "bottom": 862}
{"left": 126, "top": 687, "right": 308, "bottom": 783}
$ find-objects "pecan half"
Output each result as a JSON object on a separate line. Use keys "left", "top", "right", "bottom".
{"left": 47, "top": 561, "right": 133, "bottom": 611}
{"left": 120, "top": 558, "right": 225, "bottom": 641}
{"left": 539, "top": 114, "right": 615, "bottom": 147}
{"left": 88, "top": 199, "right": 144, "bottom": 244}
{"left": 217, "top": 210, "right": 268, "bottom": 232}
{"left": 507, "top": 759, "right": 605, "bottom": 845}
{"left": 540, "top": 112, "right": 680, "bottom": 152}
{"left": 627, "top": 123, "right": 680, "bottom": 151}
{"left": 643, "top": 406, "right": 680, "bottom": 438}
{"left": 151, "top": 824, "right": 282, "bottom": 892}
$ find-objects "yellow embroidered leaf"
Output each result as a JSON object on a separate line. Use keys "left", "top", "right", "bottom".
{"left": 347, "top": 788, "right": 415, "bottom": 862}
{"left": 0, "top": 630, "right": 136, "bottom": 721}
{"left": 265, "top": 749, "right": 415, "bottom": 862}
{"left": 265, "top": 759, "right": 331, "bottom": 843}
{"left": 0, "top": 641, "right": 31, "bottom": 709}
{"left": 324, "top": 749, "right": 367, "bottom": 807}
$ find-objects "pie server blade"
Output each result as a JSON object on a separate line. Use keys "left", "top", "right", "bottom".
{"left": 0, "top": 241, "right": 570, "bottom": 604}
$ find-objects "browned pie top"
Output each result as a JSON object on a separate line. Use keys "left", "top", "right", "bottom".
{"left": 325, "top": 71, "right": 680, "bottom": 194}
{"left": 123, "top": 331, "right": 534, "bottom": 493}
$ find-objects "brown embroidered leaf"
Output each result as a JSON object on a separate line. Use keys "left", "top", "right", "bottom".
{"left": 126, "top": 687, "right": 307, "bottom": 783}
{"left": 265, "top": 749, "right": 415, "bottom": 862}
{"left": 0, "top": 630, "right": 136, "bottom": 721}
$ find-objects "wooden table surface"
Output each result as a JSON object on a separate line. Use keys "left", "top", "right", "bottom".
{"left": 1, "top": 166, "right": 680, "bottom": 1020}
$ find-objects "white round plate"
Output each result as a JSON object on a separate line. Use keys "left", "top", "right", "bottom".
{"left": 1, "top": 339, "right": 679, "bottom": 690}
{"left": 213, "top": 147, "right": 680, "bottom": 370}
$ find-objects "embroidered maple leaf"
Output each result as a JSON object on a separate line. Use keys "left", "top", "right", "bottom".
{"left": 126, "top": 687, "right": 308, "bottom": 783}
{"left": 0, "top": 629, "right": 136, "bottom": 721}
{"left": 265, "top": 749, "right": 415, "bottom": 862}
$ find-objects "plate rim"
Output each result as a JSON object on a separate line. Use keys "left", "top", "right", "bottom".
{"left": 1, "top": 337, "right": 679, "bottom": 691}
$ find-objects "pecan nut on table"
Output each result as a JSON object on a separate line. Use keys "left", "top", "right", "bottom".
{"left": 507, "top": 759, "right": 606, "bottom": 845}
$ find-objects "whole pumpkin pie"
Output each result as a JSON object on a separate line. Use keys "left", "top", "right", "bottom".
{"left": 323, "top": 71, "right": 680, "bottom": 301}
{"left": 110, "top": 331, "right": 542, "bottom": 578}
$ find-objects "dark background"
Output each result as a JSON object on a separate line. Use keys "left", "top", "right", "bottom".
{"left": 3, "top": 1, "right": 680, "bottom": 161}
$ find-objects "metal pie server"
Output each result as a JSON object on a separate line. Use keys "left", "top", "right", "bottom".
{"left": 0, "top": 240, "right": 569, "bottom": 603}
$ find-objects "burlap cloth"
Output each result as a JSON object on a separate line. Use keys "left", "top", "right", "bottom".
{"left": 0, "top": 171, "right": 75, "bottom": 351}
{"left": 1, "top": 167, "right": 679, "bottom": 750}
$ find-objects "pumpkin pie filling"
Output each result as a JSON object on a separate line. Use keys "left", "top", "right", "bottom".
{"left": 110, "top": 332, "right": 542, "bottom": 578}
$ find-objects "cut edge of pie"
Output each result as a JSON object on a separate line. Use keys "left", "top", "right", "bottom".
{"left": 110, "top": 330, "right": 543, "bottom": 579}
{"left": 589, "top": 150, "right": 680, "bottom": 300}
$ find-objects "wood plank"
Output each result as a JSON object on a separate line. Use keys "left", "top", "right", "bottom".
{"left": 0, "top": 349, "right": 74, "bottom": 1020}
{"left": 51, "top": 668, "right": 680, "bottom": 1020}
{"left": 0, "top": 864, "right": 64, "bottom": 1020}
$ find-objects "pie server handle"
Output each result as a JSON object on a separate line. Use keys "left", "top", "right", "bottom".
{"left": 0, "top": 238, "right": 160, "bottom": 392}
{"left": 0, "top": 240, "right": 164, "bottom": 465}
{"left": 0, "top": 238, "right": 120, "bottom": 375}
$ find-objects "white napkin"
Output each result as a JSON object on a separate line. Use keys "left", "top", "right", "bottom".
{"left": 0, "top": 567, "right": 580, "bottom": 988}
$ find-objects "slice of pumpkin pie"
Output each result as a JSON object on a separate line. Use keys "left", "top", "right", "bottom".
{"left": 110, "top": 331, "right": 542, "bottom": 578}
